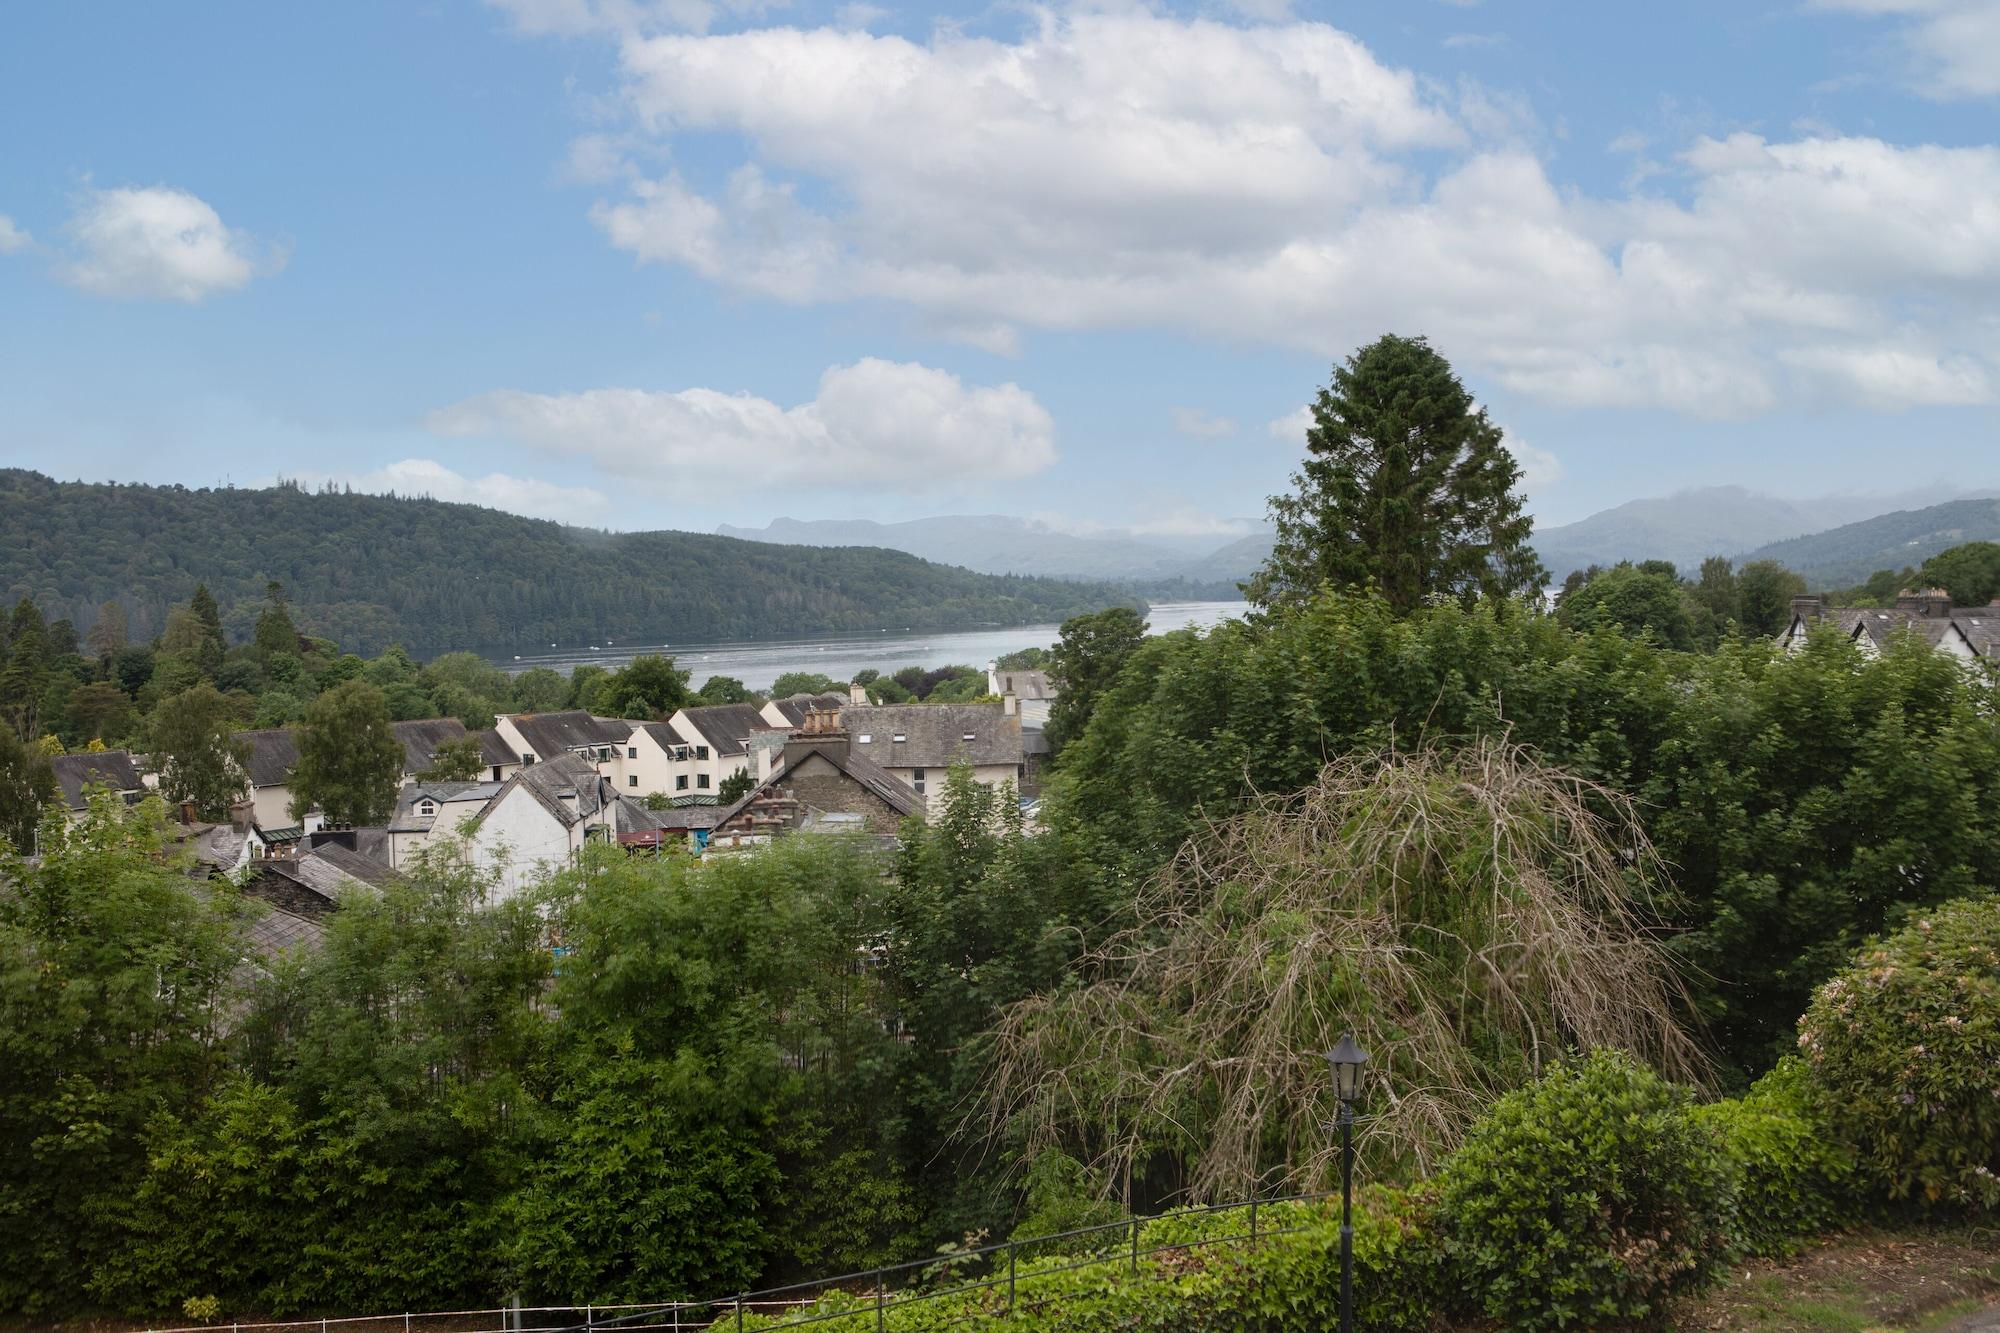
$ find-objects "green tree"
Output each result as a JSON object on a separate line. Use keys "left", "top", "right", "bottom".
{"left": 1044, "top": 606, "right": 1146, "bottom": 756}
{"left": 1736, "top": 559, "right": 1805, "bottom": 636}
{"left": 417, "top": 735, "right": 485, "bottom": 783}
{"left": 596, "top": 654, "right": 691, "bottom": 720}
{"left": 770, "top": 671, "right": 844, "bottom": 698}
{"left": 1249, "top": 334, "right": 1545, "bottom": 614}
{"left": 716, "top": 767, "right": 755, "bottom": 803}
{"left": 87, "top": 601, "right": 128, "bottom": 658}
{"left": 1557, "top": 563, "right": 1695, "bottom": 649}
{"left": 0, "top": 724, "right": 56, "bottom": 853}
{"left": 65, "top": 681, "right": 132, "bottom": 744}
{"left": 253, "top": 582, "right": 300, "bottom": 660}
{"left": 695, "top": 675, "right": 752, "bottom": 706}
{"left": 290, "top": 680, "right": 404, "bottom": 826}
{"left": 1918, "top": 540, "right": 2000, "bottom": 608}
{"left": 149, "top": 684, "right": 251, "bottom": 820}
{"left": 510, "top": 666, "right": 569, "bottom": 713}
{"left": 189, "top": 583, "right": 225, "bottom": 650}
{"left": 0, "top": 798, "right": 242, "bottom": 1314}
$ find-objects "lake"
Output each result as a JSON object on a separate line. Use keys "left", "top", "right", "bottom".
{"left": 488, "top": 600, "right": 1249, "bottom": 691}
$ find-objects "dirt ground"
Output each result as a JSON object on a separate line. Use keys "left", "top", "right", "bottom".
{"left": 1673, "top": 1225, "right": 2000, "bottom": 1332}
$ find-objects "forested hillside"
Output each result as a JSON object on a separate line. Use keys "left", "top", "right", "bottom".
{"left": 0, "top": 471, "right": 1134, "bottom": 655}
{"left": 1741, "top": 496, "right": 2000, "bottom": 590}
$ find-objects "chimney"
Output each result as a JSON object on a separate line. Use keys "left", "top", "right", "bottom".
{"left": 848, "top": 680, "right": 869, "bottom": 705}
{"left": 178, "top": 798, "right": 198, "bottom": 826}
{"left": 784, "top": 706, "right": 851, "bottom": 770}
{"left": 1001, "top": 690, "right": 1018, "bottom": 716}
{"left": 230, "top": 797, "right": 254, "bottom": 833}
{"left": 1790, "top": 594, "right": 1825, "bottom": 624}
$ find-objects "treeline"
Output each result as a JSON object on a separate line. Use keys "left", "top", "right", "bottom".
{"left": 0, "top": 470, "right": 1139, "bottom": 656}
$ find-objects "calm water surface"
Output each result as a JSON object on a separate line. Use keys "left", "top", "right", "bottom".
{"left": 487, "top": 601, "right": 1248, "bottom": 691}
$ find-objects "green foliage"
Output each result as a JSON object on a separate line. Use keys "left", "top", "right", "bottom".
{"left": 1736, "top": 558, "right": 1806, "bottom": 635}
{"left": 995, "top": 646, "right": 1050, "bottom": 671}
{"left": 509, "top": 666, "right": 569, "bottom": 712}
{"left": 1044, "top": 605, "right": 1145, "bottom": 757}
{"left": 252, "top": 583, "right": 300, "bottom": 661}
{"left": 417, "top": 734, "right": 486, "bottom": 782}
{"left": 1558, "top": 561, "right": 1695, "bottom": 648}
{"left": 0, "top": 798, "right": 242, "bottom": 1314}
{"left": 1796, "top": 895, "right": 2000, "bottom": 1211}
{"left": 1919, "top": 541, "right": 2000, "bottom": 608}
{"left": 148, "top": 683, "right": 251, "bottom": 820}
{"left": 1047, "top": 589, "right": 2000, "bottom": 1071}
{"left": 1692, "top": 1058, "right": 1854, "bottom": 1256}
{"left": 695, "top": 674, "right": 753, "bottom": 705}
{"left": 595, "top": 653, "right": 691, "bottom": 720}
{"left": 0, "top": 469, "right": 1129, "bottom": 656}
{"left": 717, "top": 767, "right": 756, "bottom": 803}
{"left": 0, "top": 724, "right": 56, "bottom": 852}
{"left": 1249, "top": 333, "right": 1544, "bottom": 615}
{"left": 771, "top": 671, "right": 845, "bottom": 698}
{"left": 1012, "top": 1153, "right": 1125, "bottom": 1245}
{"left": 1435, "top": 1051, "right": 1733, "bottom": 1331}
{"left": 1745, "top": 497, "right": 2000, "bottom": 591}
{"left": 289, "top": 679, "right": 405, "bottom": 825}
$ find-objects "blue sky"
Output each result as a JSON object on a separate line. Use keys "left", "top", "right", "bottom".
{"left": 3, "top": 0, "right": 1997, "bottom": 541}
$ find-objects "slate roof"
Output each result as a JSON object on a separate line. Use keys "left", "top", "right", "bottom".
{"left": 261, "top": 847, "right": 391, "bottom": 901}
{"left": 767, "top": 692, "right": 852, "bottom": 727}
{"left": 389, "top": 780, "right": 504, "bottom": 833}
{"left": 240, "top": 903, "right": 325, "bottom": 959}
{"left": 505, "top": 711, "right": 634, "bottom": 761}
{"left": 391, "top": 718, "right": 470, "bottom": 773}
{"left": 993, "top": 669, "right": 1055, "bottom": 700}
{"left": 473, "top": 729, "right": 518, "bottom": 767}
{"left": 50, "top": 750, "right": 145, "bottom": 810}
{"left": 1813, "top": 608, "right": 1988, "bottom": 656}
{"left": 482, "top": 752, "right": 619, "bottom": 829}
{"left": 304, "top": 826, "right": 394, "bottom": 865}
{"left": 239, "top": 728, "right": 301, "bottom": 788}
{"left": 715, "top": 741, "right": 924, "bottom": 836}
{"left": 672, "top": 703, "right": 774, "bottom": 757}
{"left": 842, "top": 703, "right": 1025, "bottom": 769}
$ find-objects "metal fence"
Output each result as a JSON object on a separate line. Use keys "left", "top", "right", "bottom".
{"left": 139, "top": 1192, "right": 1336, "bottom": 1333}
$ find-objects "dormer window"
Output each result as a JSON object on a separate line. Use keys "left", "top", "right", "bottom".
{"left": 857, "top": 733, "right": 872, "bottom": 743}
{"left": 521, "top": 752, "right": 536, "bottom": 764}
{"left": 963, "top": 733, "right": 976, "bottom": 742}
{"left": 892, "top": 733, "right": 907, "bottom": 743}
{"left": 419, "top": 800, "right": 436, "bottom": 816}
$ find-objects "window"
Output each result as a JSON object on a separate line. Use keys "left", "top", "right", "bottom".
{"left": 857, "top": 733, "right": 872, "bottom": 743}
{"left": 963, "top": 733, "right": 976, "bottom": 741}
{"left": 892, "top": 733, "right": 907, "bottom": 743}
{"left": 697, "top": 774, "right": 710, "bottom": 789}
{"left": 521, "top": 752, "right": 536, "bottom": 765}
{"left": 628, "top": 775, "right": 638, "bottom": 787}
{"left": 696, "top": 745, "right": 710, "bottom": 760}
{"left": 419, "top": 800, "right": 435, "bottom": 816}
{"left": 677, "top": 776, "right": 689, "bottom": 790}
{"left": 674, "top": 745, "right": 689, "bottom": 761}
{"left": 628, "top": 746, "right": 638, "bottom": 759}
{"left": 913, "top": 767, "right": 926, "bottom": 796}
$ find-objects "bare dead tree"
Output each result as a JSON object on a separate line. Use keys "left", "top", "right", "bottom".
{"left": 978, "top": 740, "right": 1706, "bottom": 1202}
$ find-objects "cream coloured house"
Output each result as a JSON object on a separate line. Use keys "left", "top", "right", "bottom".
{"left": 837, "top": 702, "right": 1026, "bottom": 804}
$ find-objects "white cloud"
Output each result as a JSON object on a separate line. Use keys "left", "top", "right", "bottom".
{"left": 1171, "top": 406, "right": 1238, "bottom": 438}
{"left": 1267, "top": 406, "right": 1314, "bottom": 444}
{"left": 1504, "top": 438, "right": 1563, "bottom": 494}
{"left": 1442, "top": 32, "right": 1507, "bottom": 49}
{"left": 486, "top": 0, "right": 776, "bottom": 36}
{"left": 426, "top": 358, "right": 1057, "bottom": 490}
{"left": 0, "top": 215, "right": 29, "bottom": 253}
{"left": 1781, "top": 342, "right": 1994, "bottom": 406}
{"left": 834, "top": 3, "right": 887, "bottom": 30}
{"left": 278, "top": 459, "right": 613, "bottom": 526}
{"left": 58, "top": 185, "right": 278, "bottom": 302}
{"left": 1812, "top": 0, "right": 2000, "bottom": 99}
{"left": 561, "top": 12, "right": 2000, "bottom": 416}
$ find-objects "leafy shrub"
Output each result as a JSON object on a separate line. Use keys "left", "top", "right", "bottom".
{"left": 1009, "top": 1152, "right": 1126, "bottom": 1258}
{"left": 1796, "top": 895, "right": 2000, "bottom": 1210}
{"left": 1693, "top": 1058, "right": 1854, "bottom": 1256}
{"left": 740, "top": 1192, "right": 1438, "bottom": 1333}
{"left": 1434, "top": 1050, "right": 1733, "bottom": 1331}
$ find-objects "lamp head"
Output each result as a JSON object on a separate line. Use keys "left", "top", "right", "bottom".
{"left": 1325, "top": 1031, "right": 1371, "bottom": 1103}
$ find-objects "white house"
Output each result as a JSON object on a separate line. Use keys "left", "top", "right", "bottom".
{"left": 837, "top": 701, "right": 1026, "bottom": 804}
{"left": 987, "top": 662, "right": 1057, "bottom": 729}
{"left": 455, "top": 752, "right": 658, "bottom": 899}
{"left": 385, "top": 778, "right": 505, "bottom": 869}
{"left": 1780, "top": 590, "right": 1999, "bottom": 661}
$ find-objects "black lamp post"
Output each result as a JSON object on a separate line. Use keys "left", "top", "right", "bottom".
{"left": 1325, "top": 1032, "right": 1371, "bottom": 1333}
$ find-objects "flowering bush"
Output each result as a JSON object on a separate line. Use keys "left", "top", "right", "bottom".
{"left": 1796, "top": 895, "right": 2000, "bottom": 1211}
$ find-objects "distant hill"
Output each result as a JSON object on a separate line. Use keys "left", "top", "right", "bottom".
{"left": 1737, "top": 497, "right": 2000, "bottom": 590}
{"left": 1529, "top": 484, "right": 1988, "bottom": 580}
{"left": 0, "top": 471, "right": 1138, "bottom": 657}
{"left": 720, "top": 514, "right": 1273, "bottom": 583}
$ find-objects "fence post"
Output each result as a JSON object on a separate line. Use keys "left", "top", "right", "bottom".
{"left": 403, "top": 1315, "right": 409, "bottom": 1333}
{"left": 585, "top": 1305, "right": 593, "bottom": 1333}
{"left": 734, "top": 1294, "right": 744, "bottom": 1333}
{"left": 1007, "top": 1242, "right": 1016, "bottom": 1312}
{"left": 875, "top": 1272, "right": 886, "bottom": 1333}
{"left": 1249, "top": 1198, "right": 1258, "bottom": 1251}
{"left": 1129, "top": 1216, "right": 1139, "bottom": 1273}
